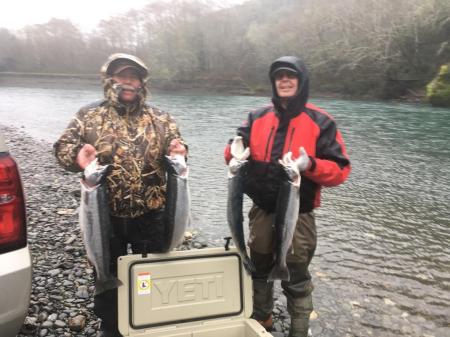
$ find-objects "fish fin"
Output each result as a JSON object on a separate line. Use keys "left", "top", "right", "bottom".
{"left": 268, "top": 265, "right": 290, "bottom": 281}
{"left": 187, "top": 213, "right": 193, "bottom": 228}
{"left": 94, "top": 277, "right": 123, "bottom": 295}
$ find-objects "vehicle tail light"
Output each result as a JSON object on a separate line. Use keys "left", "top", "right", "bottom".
{"left": 0, "top": 153, "right": 27, "bottom": 254}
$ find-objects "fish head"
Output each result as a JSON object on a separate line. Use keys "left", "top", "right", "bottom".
{"left": 279, "top": 152, "right": 300, "bottom": 187}
{"left": 228, "top": 157, "right": 248, "bottom": 177}
{"left": 83, "top": 159, "right": 111, "bottom": 186}
{"left": 165, "top": 154, "right": 188, "bottom": 177}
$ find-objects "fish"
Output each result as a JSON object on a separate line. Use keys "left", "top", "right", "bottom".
{"left": 162, "top": 154, "right": 190, "bottom": 251}
{"left": 227, "top": 136, "right": 256, "bottom": 274}
{"left": 268, "top": 152, "right": 301, "bottom": 281}
{"left": 79, "top": 158, "right": 121, "bottom": 295}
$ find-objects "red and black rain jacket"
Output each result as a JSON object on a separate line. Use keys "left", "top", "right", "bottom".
{"left": 224, "top": 56, "right": 351, "bottom": 213}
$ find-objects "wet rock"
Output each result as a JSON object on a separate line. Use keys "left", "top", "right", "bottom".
{"left": 49, "top": 295, "right": 64, "bottom": 301}
{"left": 271, "top": 332, "right": 285, "bottom": 337}
{"left": 21, "top": 316, "right": 38, "bottom": 333}
{"left": 68, "top": 314, "right": 86, "bottom": 332}
{"left": 37, "top": 311, "right": 49, "bottom": 322}
{"left": 85, "top": 327, "right": 96, "bottom": 335}
{"left": 76, "top": 285, "right": 89, "bottom": 299}
{"left": 41, "top": 320, "right": 53, "bottom": 328}
{"left": 273, "top": 321, "right": 284, "bottom": 332}
{"left": 63, "top": 280, "right": 73, "bottom": 287}
{"left": 47, "top": 313, "right": 58, "bottom": 322}
{"left": 57, "top": 261, "right": 75, "bottom": 269}
{"left": 54, "top": 319, "right": 67, "bottom": 328}
{"left": 47, "top": 269, "right": 61, "bottom": 277}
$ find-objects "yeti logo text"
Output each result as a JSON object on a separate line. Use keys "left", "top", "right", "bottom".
{"left": 153, "top": 274, "right": 224, "bottom": 304}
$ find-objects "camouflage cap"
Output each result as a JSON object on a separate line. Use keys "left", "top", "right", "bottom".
{"left": 101, "top": 53, "right": 149, "bottom": 81}
{"left": 111, "top": 63, "right": 141, "bottom": 76}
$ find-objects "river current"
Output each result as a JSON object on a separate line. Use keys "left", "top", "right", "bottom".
{"left": 0, "top": 80, "right": 449, "bottom": 336}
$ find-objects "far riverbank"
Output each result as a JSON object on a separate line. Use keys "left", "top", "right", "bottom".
{"left": 0, "top": 71, "right": 426, "bottom": 102}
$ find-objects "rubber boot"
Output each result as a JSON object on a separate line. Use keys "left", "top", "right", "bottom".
{"left": 252, "top": 278, "right": 274, "bottom": 329}
{"left": 286, "top": 292, "right": 313, "bottom": 337}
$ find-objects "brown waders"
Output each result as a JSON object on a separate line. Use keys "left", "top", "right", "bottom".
{"left": 248, "top": 205, "right": 316, "bottom": 337}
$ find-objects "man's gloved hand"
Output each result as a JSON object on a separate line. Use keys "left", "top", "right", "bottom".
{"left": 295, "top": 147, "right": 311, "bottom": 172}
{"left": 230, "top": 136, "right": 250, "bottom": 161}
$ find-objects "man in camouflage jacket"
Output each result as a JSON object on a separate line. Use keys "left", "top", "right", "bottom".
{"left": 54, "top": 53, "right": 187, "bottom": 337}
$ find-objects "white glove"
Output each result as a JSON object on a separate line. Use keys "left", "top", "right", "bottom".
{"left": 228, "top": 136, "right": 250, "bottom": 177}
{"left": 295, "top": 147, "right": 311, "bottom": 172}
{"left": 230, "top": 136, "right": 250, "bottom": 161}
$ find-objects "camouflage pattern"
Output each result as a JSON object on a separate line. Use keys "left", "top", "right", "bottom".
{"left": 54, "top": 66, "right": 185, "bottom": 218}
{"left": 100, "top": 53, "right": 149, "bottom": 81}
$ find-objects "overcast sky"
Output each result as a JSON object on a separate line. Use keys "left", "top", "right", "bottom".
{"left": 1, "top": 0, "right": 247, "bottom": 32}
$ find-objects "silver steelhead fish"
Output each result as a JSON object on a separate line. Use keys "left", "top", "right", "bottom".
{"left": 163, "top": 154, "right": 190, "bottom": 251}
{"left": 79, "top": 159, "right": 121, "bottom": 295}
{"left": 227, "top": 136, "right": 256, "bottom": 274}
{"left": 268, "top": 152, "right": 301, "bottom": 281}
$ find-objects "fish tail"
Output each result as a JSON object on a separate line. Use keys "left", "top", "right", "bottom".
{"left": 95, "top": 277, "right": 123, "bottom": 295}
{"left": 268, "top": 265, "right": 290, "bottom": 281}
{"left": 243, "top": 257, "right": 256, "bottom": 275}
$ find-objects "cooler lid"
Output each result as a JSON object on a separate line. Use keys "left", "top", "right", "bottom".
{"left": 117, "top": 247, "right": 253, "bottom": 335}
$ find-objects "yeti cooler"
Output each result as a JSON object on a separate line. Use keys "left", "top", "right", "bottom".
{"left": 117, "top": 247, "right": 272, "bottom": 337}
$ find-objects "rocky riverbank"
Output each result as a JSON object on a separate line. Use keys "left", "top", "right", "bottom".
{"left": 2, "top": 125, "right": 295, "bottom": 337}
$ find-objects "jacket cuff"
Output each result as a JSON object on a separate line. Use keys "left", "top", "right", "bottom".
{"left": 308, "top": 156, "right": 316, "bottom": 172}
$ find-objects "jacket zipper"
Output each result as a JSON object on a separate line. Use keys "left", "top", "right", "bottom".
{"left": 287, "top": 127, "right": 296, "bottom": 152}
{"left": 264, "top": 127, "right": 275, "bottom": 161}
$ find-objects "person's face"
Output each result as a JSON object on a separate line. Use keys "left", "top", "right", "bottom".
{"left": 274, "top": 70, "right": 298, "bottom": 98}
{"left": 112, "top": 68, "right": 142, "bottom": 103}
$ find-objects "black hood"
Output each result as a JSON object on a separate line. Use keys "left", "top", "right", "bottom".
{"left": 269, "top": 56, "right": 309, "bottom": 116}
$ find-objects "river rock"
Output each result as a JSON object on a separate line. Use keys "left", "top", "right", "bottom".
{"left": 76, "top": 285, "right": 89, "bottom": 299}
{"left": 41, "top": 320, "right": 53, "bottom": 328}
{"left": 68, "top": 314, "right": 87, "bottom": 331}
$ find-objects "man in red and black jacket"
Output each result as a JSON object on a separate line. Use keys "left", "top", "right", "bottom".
{"left": 224, "top": 56, "right": 351, "bottom": 337}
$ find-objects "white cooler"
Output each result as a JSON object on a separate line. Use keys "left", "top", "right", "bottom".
{"left": 117, "top": 247, "right": 273, "bottom": 337}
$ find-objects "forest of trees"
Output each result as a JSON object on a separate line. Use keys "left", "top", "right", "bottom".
{"left": 1, "top": 0, "right": 449, "bottom": 98}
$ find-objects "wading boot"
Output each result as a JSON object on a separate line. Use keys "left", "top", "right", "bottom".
{"left": 250, "top": 250, "right": 275, "bottom": 331}
{"left": 286, "top": 293, "right": 313, "bottom": 337}
{"left": 251, "top": 277, "right": 274, "bottom": 331}
{"left": 257, "top": 314, "right": 273, "bottom": 331}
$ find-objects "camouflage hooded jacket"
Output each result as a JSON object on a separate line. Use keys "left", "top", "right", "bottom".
{"left": 54, "top": 79, "right": 184, "bottom": 218}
